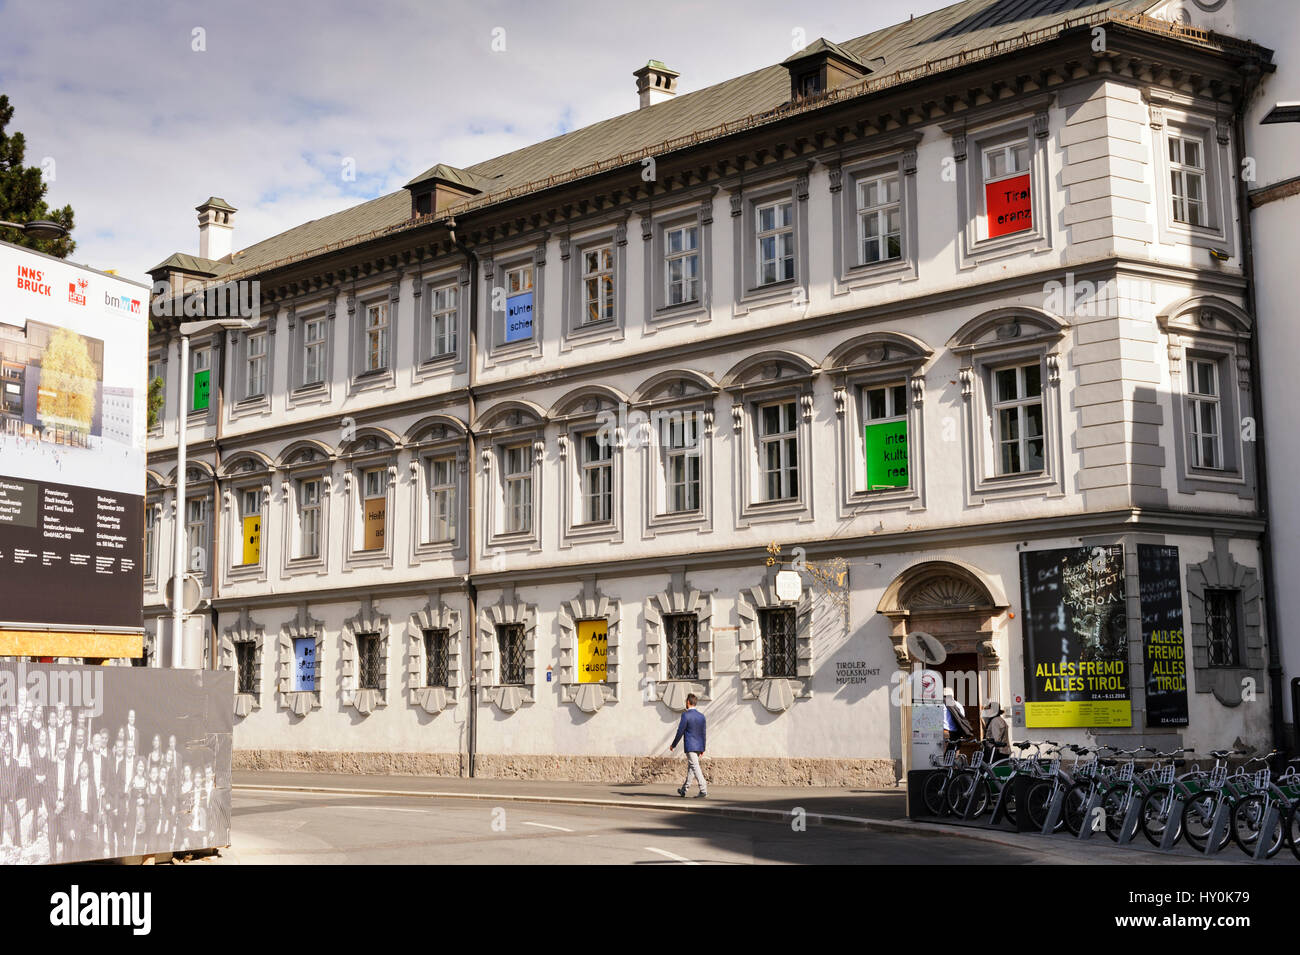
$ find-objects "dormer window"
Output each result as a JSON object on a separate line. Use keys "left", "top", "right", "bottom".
{"left": 781, "top": 38, "right": 870, "bottom": 103}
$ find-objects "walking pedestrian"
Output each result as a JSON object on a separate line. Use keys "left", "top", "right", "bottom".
{"left": 668, "top": 694, "right": 708, "bottom": 798}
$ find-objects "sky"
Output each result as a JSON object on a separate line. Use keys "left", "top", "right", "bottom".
{"left": 0, "top": 0, "right": 955, "bottom": 284}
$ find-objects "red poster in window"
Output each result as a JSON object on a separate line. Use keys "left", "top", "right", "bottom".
{"left": 985, "top": 173, "right": 1032, "bottom": 238}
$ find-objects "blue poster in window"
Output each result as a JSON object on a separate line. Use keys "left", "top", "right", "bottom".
{"left": 505, "top": 291, "right": 533, "bottom": 342}
{"left": 293, "top": 637, "right": 316, "bottom": 692}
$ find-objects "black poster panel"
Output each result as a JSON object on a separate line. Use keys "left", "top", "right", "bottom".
{"left": 0, "top": 664, "right": 233, "bottom": 864}
{"left": 1138, "top": 543, "right": 1190, "bottom": 727}
{"left": 1020, "top": 545, "right": 1131, "bottom": 728}
{"left": 0, "top": 477, "right": 143, "bottom": 629}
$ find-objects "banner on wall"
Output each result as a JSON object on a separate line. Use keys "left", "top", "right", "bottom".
{"left": 985, "top": 173, "right": 1032, "bottom": 238}
{"left": 505, "top": 291, "right": 533, "bottom": 343}
{"left": 1020, "top": 544, "right": 1131, "bottom": 728}
{"left": 864, "top": 419, "right": 908, "bottom": 488}
{"left": 577, "top": 619, "right": 608, "bottom": 683}
{"left": 293, "top": 636, "right": 316, "bottom": 691}
{"left": 1138, "top": 544, "right": 1190, "bottom": 727}
{"left": 241, "top": 514, "right": 261, "bottom": 565}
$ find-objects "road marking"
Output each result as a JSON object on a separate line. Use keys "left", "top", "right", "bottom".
{"left": 645, "top": 846, "right": 699, "bottom": 865}
{"left": 523, "top": 821, "right": 575, "bottom": 832}
{"left": 319, "top": 805, "right": 431, "bottom": 814}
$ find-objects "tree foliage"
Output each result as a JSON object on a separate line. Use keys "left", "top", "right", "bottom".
{"left": 38, "top": 328, "right": 96, "bottom": 433}
{"left": 0, "top": 94, "right": 75, "bottom": 258}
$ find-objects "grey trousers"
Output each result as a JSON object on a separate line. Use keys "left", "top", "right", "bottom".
{"left": 682, "top": 751, "right": 707, "bottom": 794}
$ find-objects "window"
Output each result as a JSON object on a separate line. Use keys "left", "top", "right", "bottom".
{"left": 580, "top": 433, "right": 613, "bottom": 524}
{"left": 664, "top": 225, "right": 699, "bottom": 306}
{"left": 1204, "top": 589, "right": 1240, "bottom": 667}
{"left": 992, "top": 363, "right": 1044, "bottom": 475}
{"left": 186, "top": 498, "right": 209, "bottom": 574}
{"left": 190, "top": 348, "right": 211, "bottom": 413}
{"left": 235, "top": 642, "right": 256, "bottom": 694}
{"left": 238, "top": 489, "right": 262, "bottom": 566}
{"left": 245, "top": 333, "right": 267, "bottom": 398}
{"left": 503, "top": 445, "right": 533, "bottom": 534}
{"left": 364, "top": 303, "right": 389, "bottom": 372}
{"left": 662, "top": 412, "right": 701, "bottom": 513}
{"left": 356, "top": 632, "right": 381, "bottom": 689}
{"left": 297, "top": 478, "right": 321, "bottom": 559}
{"left": 759, "top": 607, "right": 797, "bottom": 678}
{"left": 497, "top": 623, "right": 526, "bottom": 685}
{"left": 503, "top": 264, "right": 534, "bottom": 344}
{"left": 424, "top": 628, "right": 450, "bottom": 687}
{"left": 302, "top": 318, "right": 326, "bottom": 386}
{"left": 981, "top": 139, "right": 1031, "bottom": 239}
{"left": 759, "top": 401, "right": 799, "bottom": 501}
{"left": 428, "top": 457, "right": 456, "bottom": 542}
{"left": 1168, "top": 134, "right": 1206, "bottom": 228}
{"left": 1186, "top": 357, "right": 1222, "bottom": 470}
{"left": 664, "top": 613, "right": 699, "bottom": 680}
{"left": 428, "top": 284, "right": 458, "bottom": 359}
{"left": 755, "top": 199, "right": 795, "bottom": 286}
{"left": 144, "top": 507, "right": 156, "bottom": 578}
{"left": 582, "top": 246, "right": 614, "bottom": 325}
{"left": 863, "top": 383, "right": 909, "bottom": 489}
{"left": 857, "top": 173, "right": 901, "bottom": 265}
{"left": 360, "top": 468, "right": 387, "bottom": 551}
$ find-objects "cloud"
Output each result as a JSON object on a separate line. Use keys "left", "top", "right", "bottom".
{"left": 0, "top": 0, "right": 949, "bottom": 283}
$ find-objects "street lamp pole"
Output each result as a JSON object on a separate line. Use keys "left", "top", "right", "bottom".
{"left": 172, "top": 334, "right": 189, "bottom": 667}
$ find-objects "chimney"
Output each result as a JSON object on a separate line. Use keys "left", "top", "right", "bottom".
{"left": 634, "top": 60, "right": 679, "bottom": 109}
{"left": 196, "top": 196, "right": 237, "bottom": 261}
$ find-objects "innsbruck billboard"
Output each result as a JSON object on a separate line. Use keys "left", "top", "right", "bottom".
{"left": 0, "top": 240, "right": 148, "bottom": 634}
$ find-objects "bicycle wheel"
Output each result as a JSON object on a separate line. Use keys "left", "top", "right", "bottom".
{"left": 922, "top": 772, "right": 949, "bottom": 817}
{"left": 1289, "top": 804, "right": 1300, "bottom": 862}
{"left": 1100, "top": 786, "right": 1134, "bottom": 842}
{"left": 1062, "top": 781, "right": 1092, "bottom": 836}
{"left": 1025, "top": 780, "right": 1064, "bottom": 832}
{"left": 1230, "top": 794, "right": 1286, "bottom": 859}
{"left": 1182, "top": 792, "right": 1232, "bottom": 853}
{"left": 946, "top": 772, "right": 990, "bottom": 817}
{"left": 1139, "top": 786, "right": 1181, "bottom": 848}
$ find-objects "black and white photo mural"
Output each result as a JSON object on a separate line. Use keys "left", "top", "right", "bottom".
{"left": 0, "top": 663, "right": 233, "bottom": 864}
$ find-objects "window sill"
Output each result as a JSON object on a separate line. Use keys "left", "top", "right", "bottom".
{"left": 283, "top": 555, "right": 328, "bottom": 577}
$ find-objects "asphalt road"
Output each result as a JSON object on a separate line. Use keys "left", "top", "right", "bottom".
{"left": 215, "top": 788, "right": 1065, "bottom": 865}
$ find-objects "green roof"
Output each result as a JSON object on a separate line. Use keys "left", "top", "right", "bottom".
{"left": 196, "top": 197, "right": 237, "bottom": 213}
{"left": 147, "top": 252, "right": 226, "bottom": 277}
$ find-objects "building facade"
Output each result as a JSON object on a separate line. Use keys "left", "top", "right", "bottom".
{"left": 142, "top": 1, "right": 1281, "bottom": 784}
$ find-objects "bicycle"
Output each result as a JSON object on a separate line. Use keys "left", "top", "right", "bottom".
{"left": 1228, "top": 752, "right": 1295, "bottom": 859}
{"left": 921, "top": 743, "right": 968, "bottom": 817}
{"left": 1182, "top": 752, "right": 1271, "bottom": 854}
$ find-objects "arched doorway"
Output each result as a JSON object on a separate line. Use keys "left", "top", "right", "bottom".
{"left": 877, "top": 560, "right": 1008, "bottom": 770}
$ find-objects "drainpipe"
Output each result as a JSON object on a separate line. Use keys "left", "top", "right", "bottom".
{"left": 448, "top": 217, "right": 479, "bottom": 777}
{"left": 1234, "top": 64, "right": 1287, "bottom": 752}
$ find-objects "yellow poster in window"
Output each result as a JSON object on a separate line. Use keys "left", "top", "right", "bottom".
{"left": 364, "top": 496, "right": 386, "bottom": 550}
{"left": 241, "top": 515, "right": 261, "bottom": 565}
{"left": 577, "top": 619, "right": 608, "bottom": 684}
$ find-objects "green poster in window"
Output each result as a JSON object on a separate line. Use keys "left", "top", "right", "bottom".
{"left": 191, "top": 369, "right": 210, "bottom": 412}
{"left": 864, "top": 419, "right": 908, "bottom": 488}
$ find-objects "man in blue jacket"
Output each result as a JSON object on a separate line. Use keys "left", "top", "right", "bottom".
{"left": 669, "top": 694, "right": 707, "bottom": 798}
